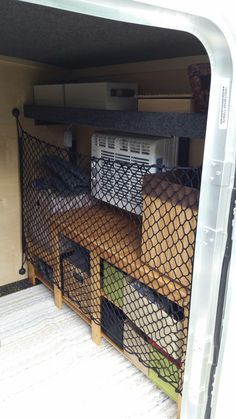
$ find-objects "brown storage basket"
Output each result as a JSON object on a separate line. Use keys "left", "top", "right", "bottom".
{"left": 188, "top": 63, "right": 211, "bottom": 113}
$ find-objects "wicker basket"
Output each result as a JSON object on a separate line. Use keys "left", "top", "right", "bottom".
{"left": 188, "top": 63, "right": 211, "bottom": 113}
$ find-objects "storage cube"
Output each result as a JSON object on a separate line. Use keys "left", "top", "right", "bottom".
{"left": 141, "top": 173, "right": 199, "bottom": 287}
{"left": 102, "top": 261, "right": 125, "bottom": 308}
{"left": 35, "top": 258, "right": 54, "bottom": 284}
{"left": 64, "top": 82, "right": 138, "bottom": 110}
{"left": 63, "top": 249, "right": 91, "bottom": 316}
{"left": 148, "top": 339, "right": 180, "bottom": 400}
{"left": 123, "top": 320, "right": 149, "bottom": 376}
{"left": 34, "top": 84, "right": 65, "bottom": 106}
{"left": 123, "top": 278, "right": 184, "bottom": 360}
{"left": 148, "top": 369, "right": 178, "bottom": 401}
{"left": 101, "top": 299, "right": 125, "bottom": 349}
{"left": 68, "top": 244, "right": 90, "bottom": 276}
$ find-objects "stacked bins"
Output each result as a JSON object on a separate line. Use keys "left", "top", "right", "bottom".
{"left": 102, "top": 261, "right": 181, "bottom": 397}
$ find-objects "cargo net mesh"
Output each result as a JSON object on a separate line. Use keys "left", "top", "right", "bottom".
{"left": 19, "top": 122, "right": 201, "bottom": 395}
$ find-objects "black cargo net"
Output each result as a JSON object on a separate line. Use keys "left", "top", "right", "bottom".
{"left": 18, "top": 120, "right": 201, "bottom": 395}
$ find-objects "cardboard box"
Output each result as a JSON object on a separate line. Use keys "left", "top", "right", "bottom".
{"left": 141, "top": 173, "right": 199, "bottom": 287}
{"left": 65, "top": 82, "right": 138, "bottom": 110}
{"left": 34, "top": 84, "right": 65, "bottom": 106}
{"left": 138, "top": 94, "right": 193, "bottom": 112}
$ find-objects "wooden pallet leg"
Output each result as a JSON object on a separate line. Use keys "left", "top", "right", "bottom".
{"left": 54, "top": 285, "right": 63, "bottom": 309}
{"left": 28, "top": 262, "right": 36, "bottom": 286}
{"left": 177, "top": 395, "right": 182, "bottom": 419}
{"left": 90, "top": 252, "right": 102, "bottom": 345}
{"left": 91, "top": 322, "right": 102, "bottom": 345}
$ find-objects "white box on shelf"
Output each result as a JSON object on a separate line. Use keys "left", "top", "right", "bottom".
{"left": 34, "top": 84, "right": 65, "bottom": 106}
{"left": 64, "top": 82, "right": 138, "bottom": 110}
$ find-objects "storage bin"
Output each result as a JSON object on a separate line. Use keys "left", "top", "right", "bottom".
{"left": 148, "top": 339, "right": 180, "bottom": 399}
{"left": 35, "top": 258, "right": 54, "bottom": 284}
{"left": 123, "top": 319, "right": 180, "bottom": 394}
{"left": 138, "top": 94, "right": 193, "bottom": 112}
{"left": 148, "top": 369, "right": 178, "bottom": 401}
{"left": 102, "top": 261, "right": 125, "bottom": 308}
{"left": 64, "top": 82, "right": 138, "bottom": 110}
{"left": 68, "top": 244, "right": 90, "bottom": 275}
{"left": 34, "top": 84, "right": 65, "bottom": 106}
{"left": 63, "top": 249, "right": 91, "bottom": 315}
{"left": 101, "top": 298, "right": 125, "bottom": 349}
{"left": 122, "top": 278, "right": 184, "bottom": 360}
{"left": 59, "top": 235, "right": 79, "bottom": 254}
{"left": 123, "top": 320, "right": 150, "bottom": 376}
{"left": 141, "top": 173, "right": 199, "bottom": 287}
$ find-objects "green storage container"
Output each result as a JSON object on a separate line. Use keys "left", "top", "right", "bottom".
{"left": 102, "top": 261, "right": 125, "bottom": 308}
{"left": 148, "top": 345, "right": 180, "bottom": 401}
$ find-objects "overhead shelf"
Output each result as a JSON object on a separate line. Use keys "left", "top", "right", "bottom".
{"left": 23, "top": 105, "right": 207, "bottom": 138}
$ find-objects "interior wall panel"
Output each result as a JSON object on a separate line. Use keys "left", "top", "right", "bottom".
{"left": 0, "top": 56, "right": 68, "bottom": 286}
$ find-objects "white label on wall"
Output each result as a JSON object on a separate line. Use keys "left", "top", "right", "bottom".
{"left": 219, "top": 79, "right": 230, "bottom": 130}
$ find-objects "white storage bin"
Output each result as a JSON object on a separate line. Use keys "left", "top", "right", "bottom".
{"left": 64, "top": 82, "right": 138, "bottom": 110}
{"left": 34, "top": 84, "right": 65, "bottom": 106}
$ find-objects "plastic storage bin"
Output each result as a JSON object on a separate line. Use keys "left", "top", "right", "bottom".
{"left": 35, "top": 258, "right": 54, "bottom": 284}
{"left": 122, "top": 278, "right": 184, "bottom": 360}
{"left": 123, "top": 320, "right": 150, "bottom": 375}
{"left": 101, "top": 298, "right": 125, "bottom": 349}
{"left": 102, "top": 261, "right": 126, "bottom": 308}
{"left": 148, "top": 341, "right": 180, "bottom": 400}
{"left": 62, "top": 245, "right": 91, "bottom": 315}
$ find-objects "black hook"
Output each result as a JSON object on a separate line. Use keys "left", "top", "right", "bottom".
{"left": 12, "top": 108, "right": 20, "bottom": 118}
